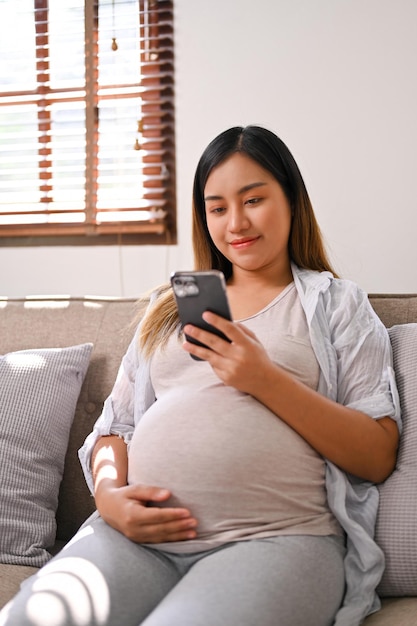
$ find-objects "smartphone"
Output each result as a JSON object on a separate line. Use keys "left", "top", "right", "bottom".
{"left": 170, "top": 270, "right": 232, "bottom": 359}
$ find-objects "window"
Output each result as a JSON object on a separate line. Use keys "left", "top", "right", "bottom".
{"left": 0, "top": 0, "right": 176, "bottom": 245}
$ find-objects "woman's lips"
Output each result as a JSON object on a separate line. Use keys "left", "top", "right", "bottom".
{"left": 230, "top": 236, "right": 260, "bottom": 249}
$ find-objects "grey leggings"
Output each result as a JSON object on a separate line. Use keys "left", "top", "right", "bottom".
{"left": 1, "top": 516, "right": 346, "bottom": 626}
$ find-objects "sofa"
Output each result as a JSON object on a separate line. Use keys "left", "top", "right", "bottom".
{"left": 1, "top": 293, "right": 417, "bottom": 625}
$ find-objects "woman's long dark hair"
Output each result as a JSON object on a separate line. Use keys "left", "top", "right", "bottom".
{"left": 139, "top": 125, "right": 338, "bottom": 356}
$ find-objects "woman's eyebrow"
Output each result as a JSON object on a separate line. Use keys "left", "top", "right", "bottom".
{"left": 204, "top": 181, "right": 267, "bottom": 202}
{"left": 238, "top": 181, "right": 267, "bottom": 194}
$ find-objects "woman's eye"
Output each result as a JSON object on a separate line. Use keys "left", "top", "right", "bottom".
{"left": 209, "top": 206, "right": 225, "bottom": 214}
{"left": 246, "top": 197, "right": 261, "bottom": 205}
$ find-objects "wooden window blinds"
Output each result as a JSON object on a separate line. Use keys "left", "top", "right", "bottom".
{"left": 0, "top": 0, "right": 176, "bottom": 246}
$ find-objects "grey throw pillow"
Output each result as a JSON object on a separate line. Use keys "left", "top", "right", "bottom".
{"left": 376, "top": 323, "right": 417, "bottom": 596}
{"left": 0, "top": 343, "right": 93, "bottom": 567}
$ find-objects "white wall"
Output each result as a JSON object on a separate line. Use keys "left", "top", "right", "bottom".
{"left": 1, "top": 0, "right": 416, "bottom": 296}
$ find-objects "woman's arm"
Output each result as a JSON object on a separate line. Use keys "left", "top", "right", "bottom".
{"left": 183, "top": 314, "right": 399, "bottom": 483}
{"left": 92, "top": 434, "right": 198, "bottom": 543}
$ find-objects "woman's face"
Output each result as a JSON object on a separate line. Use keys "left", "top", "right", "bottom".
{"left": 204, "top": 152, "right": 292, "bottom": 279}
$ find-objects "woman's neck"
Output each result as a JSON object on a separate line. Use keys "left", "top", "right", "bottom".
{"left": 226, "top": 266, "right": 293, "bottom": 320}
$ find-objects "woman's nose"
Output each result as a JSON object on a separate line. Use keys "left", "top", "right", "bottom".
{"left": 228, "top": 207, "right": 250, "bottom": 232}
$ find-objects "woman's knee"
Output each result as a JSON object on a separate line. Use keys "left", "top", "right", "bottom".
{"left": 0, "top": 522, "right": 180, "bottom": 626}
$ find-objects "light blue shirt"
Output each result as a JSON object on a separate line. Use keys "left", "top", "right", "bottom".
{"left": 79, "top": 263, "right": 401, "bottom": 626}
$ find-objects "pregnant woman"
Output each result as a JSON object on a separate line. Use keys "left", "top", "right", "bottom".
{"left": 1, "top": 126, "right": 400, "bottom": 626}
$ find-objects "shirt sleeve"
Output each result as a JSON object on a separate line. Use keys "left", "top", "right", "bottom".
{"left": 325, "top": 280, "right": 401, "bottom": 428}
{"left": 78, "top": 322, "right": 144, "bottom": 494}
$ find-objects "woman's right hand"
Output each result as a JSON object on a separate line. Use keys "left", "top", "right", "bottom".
{"left": 95, "top": 483, "right": 198, "bottom": 543}
{"left": 92, "top": 434, "right": 197, "bottom": 543}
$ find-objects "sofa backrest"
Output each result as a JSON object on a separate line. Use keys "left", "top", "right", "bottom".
{"left": 2, "top": 293, "right": 417, "bottom": 546}
{"left": 369, "top": 294, "right": 417, "bottom": 328}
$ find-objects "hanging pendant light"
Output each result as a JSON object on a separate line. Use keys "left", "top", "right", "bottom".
{"left": 111, "top": 0, "right": 118, "bottom": 50}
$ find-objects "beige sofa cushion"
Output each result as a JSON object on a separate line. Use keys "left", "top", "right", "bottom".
{"left": 0, "top": 565, "right": 39, "bottom": 611}
{"left": 363, "top": 597, "right": 417, "bottom": 625}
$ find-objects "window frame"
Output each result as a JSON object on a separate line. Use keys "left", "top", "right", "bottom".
{"left": 0, "top": 0, "right": 176, "bottom": 247}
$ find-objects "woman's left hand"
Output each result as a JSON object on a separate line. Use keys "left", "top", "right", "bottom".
{"left": 183, "top": 311, "right": 274, "bottom": 395}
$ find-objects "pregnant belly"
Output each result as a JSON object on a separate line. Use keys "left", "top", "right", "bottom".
{"left": 127, "top": 390, "right": 329, "bottom": 542}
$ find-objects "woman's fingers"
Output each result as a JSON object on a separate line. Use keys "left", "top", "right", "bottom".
{"left": 98, "top": 483, "right": 198, "bottom": 543}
